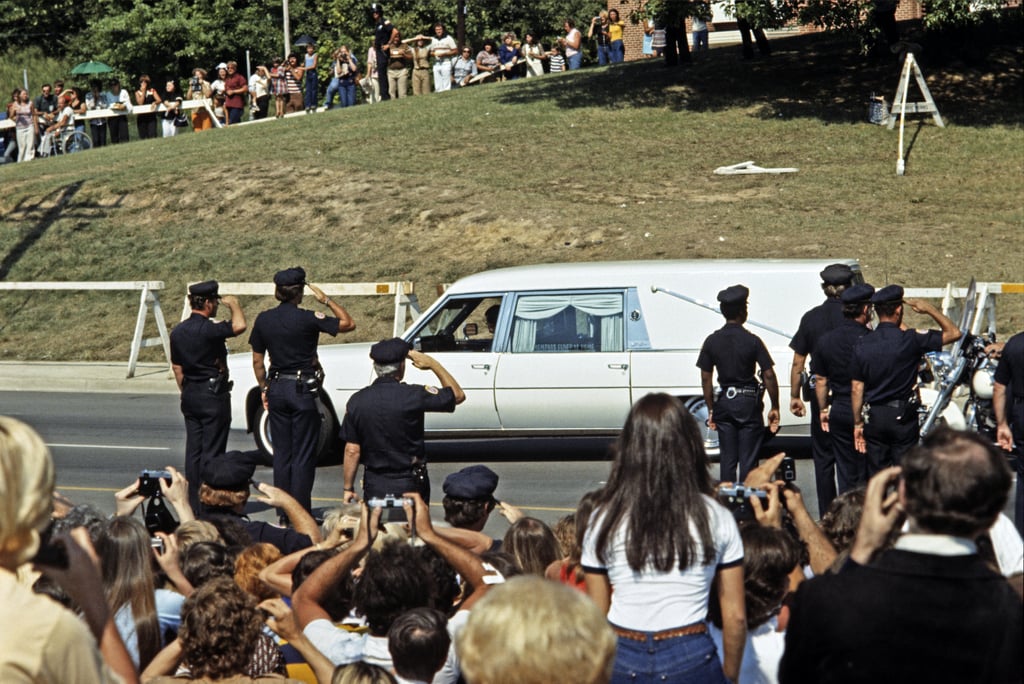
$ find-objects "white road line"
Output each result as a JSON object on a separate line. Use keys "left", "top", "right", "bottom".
{"left": 47, "top": 443, "right": 170, "bottom": 451}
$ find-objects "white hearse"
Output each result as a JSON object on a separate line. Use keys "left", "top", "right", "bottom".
{"left": 227, "top": 259, "right": 861, "bottom": 460}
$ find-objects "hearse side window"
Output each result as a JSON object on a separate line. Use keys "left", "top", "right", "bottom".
{"left": 412, "top": 296, "right": 503, "bottom": 353}
{"left": 510, "top": 293, "right": 624, "bottom": 353}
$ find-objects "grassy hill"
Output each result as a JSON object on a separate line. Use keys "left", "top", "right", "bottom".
{"left": 2, "top": 33, "right": 1022, "bottom": 362}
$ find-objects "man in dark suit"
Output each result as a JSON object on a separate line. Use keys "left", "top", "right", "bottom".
{"left": 779, "top": 428, "right": 1022, "bottom": 684}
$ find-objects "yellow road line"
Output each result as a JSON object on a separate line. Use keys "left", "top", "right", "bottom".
{"left": 55, "top": 486, "right": 576, "bottom": 513}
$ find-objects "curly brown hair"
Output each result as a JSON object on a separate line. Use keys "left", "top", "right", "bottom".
{"left": 179, "top": 576, "right": 264, "bottom": 679}
{"left": 234, "top": 542, "right": 282, "bottom": 601}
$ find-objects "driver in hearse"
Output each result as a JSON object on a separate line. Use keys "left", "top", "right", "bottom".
{"left": 341, "top": 337, "right": 466, "bottom": 508}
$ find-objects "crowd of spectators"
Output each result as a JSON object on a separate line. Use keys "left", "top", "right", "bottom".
{"left": 2, "top": 10, "right": 657, "bottom": 162}
{"left": 2, "top": 400, "right": 1021, "bottom": 683}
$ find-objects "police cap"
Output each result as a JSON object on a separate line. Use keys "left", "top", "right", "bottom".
{"left": 188, "top": 280, "right": 219, "bottom": 298}
{"left": 717, "top": 285, "right": 749, "bottom": 305}
{"left": 871, "top": 284, "right": 904, "bottom": 304}
{"left": 443, "top": 465, "right": 499, "bottom": 500}
{"left": 370, "top": 337, "right": 412, "bottom": 364}
{"left": 201, "top": 450, "right": 259, "bottom": 490}
{"left": 841, "top": 283, "right": 875, "bottom": 304}
{"left": 820, "top": 263, "right": 854, "bottom": 285}
{"left": 370, "top": 2, "right": 384, "bottom": 13}
{"left": 274, "top": 267, "right": 306, "bottom": 286}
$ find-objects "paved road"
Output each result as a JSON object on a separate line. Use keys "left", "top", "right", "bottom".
{"left": 0, "top": 391, "right": 826, "bottom": 537}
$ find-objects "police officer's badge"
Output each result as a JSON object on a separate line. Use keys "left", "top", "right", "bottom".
{"left": 315, "top": 311, "right": 326, "bottom": 319}
{"left": 424, "top": 385, "right": 439, "bottom": 394}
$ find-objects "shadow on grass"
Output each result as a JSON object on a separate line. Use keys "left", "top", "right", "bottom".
{"left": 494, "top": 31, "right": 1022, "bottom": 127}
{"left": 0, "top": 181, "right": 127, "bottom": 281}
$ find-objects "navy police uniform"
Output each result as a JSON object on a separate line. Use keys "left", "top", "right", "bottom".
{"left": 372, "top": 4, "right": 395, "bottom": 100}
{"left": 811, "top": 284, "right": 874, "bottom": 494}
{"left": 697, "top": 285, "right": 775, "bottom": 483}
{"left": 170, "top": 280, "right": 238, "bottom": 512}
{"left": 850, "top": 285, "right": 942, "bottom": 474}
{"left": 994, "top": 331, "right": 1024, "bottom": 532}
{"left": 790, "top": 264, "right": 852, "bottom": 515}
{"left": 249, "top": 267, "right": 340, "bottom": 513}
{"left": 199, "top": 450, "right": 313, "bottom": 554}
{"left": 340, "top": 338, "right": 456, "bottom": 502}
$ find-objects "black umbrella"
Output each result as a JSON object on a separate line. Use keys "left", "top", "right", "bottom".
{"left": 293, "top": 35, "right": 317, "bottom": 47}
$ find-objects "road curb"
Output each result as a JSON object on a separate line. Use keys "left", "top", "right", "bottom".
{"left": 0, "top": 361, "right": 179, "bottom": 395}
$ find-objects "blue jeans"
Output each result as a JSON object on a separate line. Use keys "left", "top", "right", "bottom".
{"left": 304, "top": 71, "right": 318, "bottom": 109}
{"left": 325, "top": 78, "right": 357, "bottom": 108}
{"left": 612, "top": 631, "right": 728, "bottom": 684}
{"left": 324, "top": 77, "right": 341, "bottom": 108}
{"left": 597, "top": 44, "right": 611, "bottom": 65}
{"left": 567, "top": 52, "right": 582, "bottom": 70}
{"left": 611, "top": 39, "right": 625, "bottom": 62}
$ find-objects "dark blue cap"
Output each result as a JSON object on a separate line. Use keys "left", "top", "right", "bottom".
{"left": 820, "top": 264, "right": 854, "bottom": 285}
{"left": 370, "top": 337, "right": 412, "bottom": 364}
{"left": 274, "top": 267, "right": 306, "bottom": 286}
{"left": 188, "top": 280, "right": 219, "bottom": 298}
{"left": 201, "top": 450, "right": 260, "bottom": 490}
{"left": 841, "top": 283, "right": 875, "bottom": 304}
{"left": 443, "top": 465, "right": 499, "bottom": 499}
{"left": 717, "top": 285, "right": 749, "bottom": 305}
{"left": 871, "top": 284, "right": 904, "bottom": 304}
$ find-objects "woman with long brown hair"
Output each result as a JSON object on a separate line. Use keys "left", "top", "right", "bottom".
{"left": 98, "top": 516, "right": 166, "bottom": 671}
{"left": 582, "top": 393, "right": 747, "bottom": 683}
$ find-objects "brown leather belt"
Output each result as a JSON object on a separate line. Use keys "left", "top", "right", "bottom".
{"left": 611, "top": 622, "right": 707, "bottom": 642}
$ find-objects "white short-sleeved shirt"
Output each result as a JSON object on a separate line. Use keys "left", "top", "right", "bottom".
{"left": 710, "top": 617, "right": 785, "bottom": 684}
{"left": 304, "top": 619, "right": 366, "bottom": 665}
{"left": 581, "top": 495, "right": 743, "bottom": 631}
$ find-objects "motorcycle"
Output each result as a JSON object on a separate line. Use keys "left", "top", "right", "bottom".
{"left": 918, "top": 279, "right": 1000, "bottom": 441}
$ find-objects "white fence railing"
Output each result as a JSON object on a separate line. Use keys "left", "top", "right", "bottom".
{"left": 181, "top": 281, "right": 421, "bottom": 337}
{"left": 0, "top": 281, "right": 169, "bottom": 378}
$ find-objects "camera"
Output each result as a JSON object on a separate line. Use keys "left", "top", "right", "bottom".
{"left": 367, "top": 495, "right": 413, "bottom": 508}
{"left": 718, "top": 485, "right": 767, "bottom": 521}
{"left": 138, "top": 470, "right": 172, "bottom": 497}
{"left": 151, "top": 536, "right": 165, "bottom": 554}
{"left": 190, "top": 77, "right": 200, "bottom": 92}
{"left": 773, "top": 456, "right": 796, "bottom": 483}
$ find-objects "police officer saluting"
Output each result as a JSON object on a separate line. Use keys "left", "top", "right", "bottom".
{"left": 341, "top": 337, "right": 466, "bottom": 505}
{"left": 698, "top": 285, "right": 781, "bottom": 483}
{"left": 250, "top": 267, "right": 355, "bottom": 515}
{"left": 811, "top": 283, "right": 874, "bottom": 495}
{"left": 789, "top": 263, "right": 853, "bottom": 515}
{"left": 850, "top": 285, "right": 960, "bottom": 474}
{"left": 170, "top": 280, "right": 246, "bottom": 511}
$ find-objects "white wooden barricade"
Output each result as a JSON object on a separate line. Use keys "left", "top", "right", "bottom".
{"left": 181, "top": 281, "right": 420, "bottom": 336}
{"left": 0, "top": 99, "right": 222, "bottom": 133}
{"left": 904, "top": 282, "right": 1024, "bottom": 336}
{"left": 0, "top": 281, "right": 170, "bottom": 378}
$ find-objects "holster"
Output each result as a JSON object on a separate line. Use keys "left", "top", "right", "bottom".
{"left": 208, "top": 375, "right": 233, "bottom": 395}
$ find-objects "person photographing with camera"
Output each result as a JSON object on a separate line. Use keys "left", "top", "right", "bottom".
{"left": 324, "top": 46, "right": 359, "bottom": 109}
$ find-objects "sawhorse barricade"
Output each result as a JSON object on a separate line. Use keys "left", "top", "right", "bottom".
{"left": 904, "top": 282, "right": 1024, "bottom": 337}
{"left": 181, "top": 281, "right": 420, "bottom": 336}
{"left": 0, "top": 281, "right": 170, "bottom": 378}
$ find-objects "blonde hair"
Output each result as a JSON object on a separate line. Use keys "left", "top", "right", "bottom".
{"left": 332, "top": 662, "right": 397, "bottom": 684}
{"left": 0, "top": 416, "right": 55, "bottom": 568}
{"left": 457, "top": 575, "right": 616, "bottom": 684}
{"left": 321, "top": 503, "right": 362, "bottom": 539}
{"left": 199, "top": 482, "right": 248, "bottom": 508}
{"left": 175, "top": 520, "right": 224, "bottom": 557}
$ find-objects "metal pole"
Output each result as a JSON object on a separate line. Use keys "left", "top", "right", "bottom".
{"left": 283, "top": 0, "right": 292, "bottom": 55}
{"left": 650, "top": 285, "right": 793, "bottom": 339}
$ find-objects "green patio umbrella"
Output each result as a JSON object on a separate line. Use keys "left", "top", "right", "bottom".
{"left": 70, "top": 61, "right": 114, "bottom": 76}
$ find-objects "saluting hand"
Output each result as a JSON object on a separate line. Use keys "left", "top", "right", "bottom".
{"left": 306, "top": 283, "right": 328, "bottom": 304}
{"left": 407, "top": 349, "right": 435, "bottom": 370}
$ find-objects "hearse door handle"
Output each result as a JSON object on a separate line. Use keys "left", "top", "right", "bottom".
{"left": 471, "top": 364, "right": 491, "bottom": 370}
{"left": 607, "top": 364, "right": 629, "bottom": 370}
